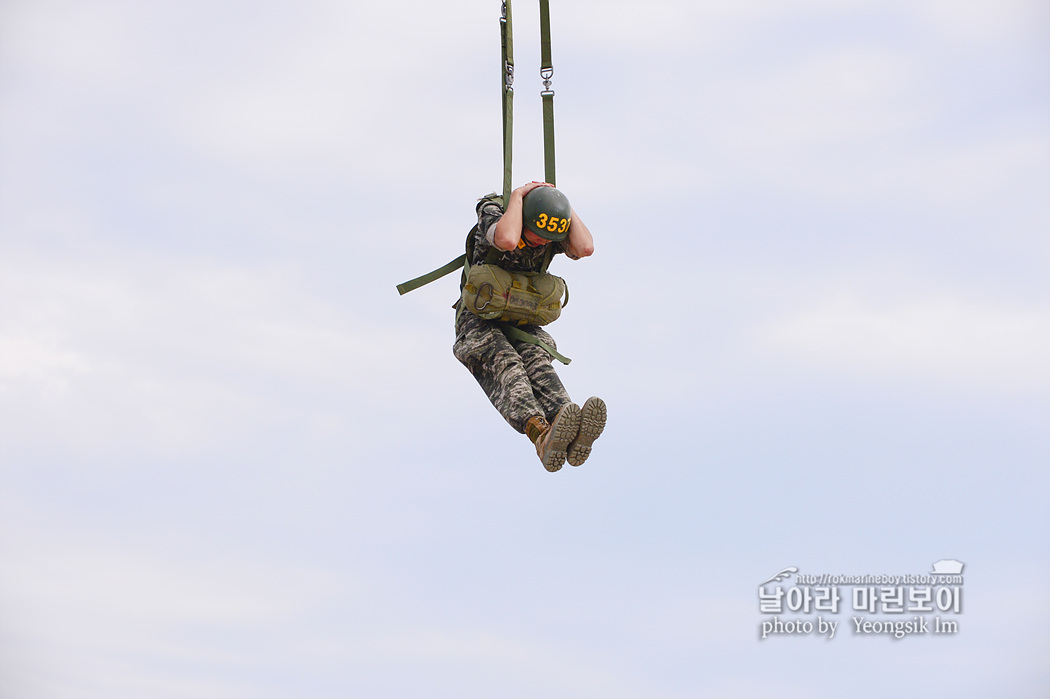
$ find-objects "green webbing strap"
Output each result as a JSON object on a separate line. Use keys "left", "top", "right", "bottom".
{"left": 540, "top": 240, "right": 554, "bottom": 272}
{"left": 538, "top": 0, "right": 552, "bottom": 68}
{"left": 499, "top": 323, "right": 571, "bottom": 365}
{"left": 501, "top": 1, "right": 514, "bottom": 205}
{"left": 502, "top": 0, "right": 514, "bottom": 63}
{"left": 539, "top": 0, "right": 556, "bottom": 185}
{"left": 542, "top": 96, "right": 556, "bottom": 186}
{"left": 396, "top": 254, "right": 466, "bottom": 295}
{"left": 503, "top": 1, "right": 555, "bottom": 193}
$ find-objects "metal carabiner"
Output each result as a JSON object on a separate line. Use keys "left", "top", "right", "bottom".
{"left": 475, "top": 282, "right": 495, "bottom": 311}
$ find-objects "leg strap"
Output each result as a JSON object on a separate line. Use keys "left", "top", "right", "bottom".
{"left": 498, "top": 323, "right": 571, "bottom": 365}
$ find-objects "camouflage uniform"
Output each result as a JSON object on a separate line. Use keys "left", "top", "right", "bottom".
{"left": 453, "top": 197, "right": 574, "bottom": 433}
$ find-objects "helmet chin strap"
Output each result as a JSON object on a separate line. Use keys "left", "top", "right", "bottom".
{"left": 521, "top": 230, "right": 549, "bottom": 248}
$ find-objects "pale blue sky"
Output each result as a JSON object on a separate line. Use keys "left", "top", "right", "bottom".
{"left": 1, "top": 1, "right": 1048, "bottom": 697}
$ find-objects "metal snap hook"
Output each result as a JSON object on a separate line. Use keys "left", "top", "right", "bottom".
{"left": 475, "top": 282, "right": 494, "bottom": 311}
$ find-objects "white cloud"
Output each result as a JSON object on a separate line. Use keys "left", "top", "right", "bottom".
{"left": 758, "top": 294, "right": 1050, "bottom": 386}
{"left": 0, "top": 337, "right": 90, "bottom": 396}
{"left": 0, "top": 519, "right": 343, "bottom": 699}
{"left": 916, "top": 0, "right": 1050, "bottom": 45}
{"left": 0, "top": 253, "right": 432, "bottom": 456}
{"left": 1, "top": 2, "right": 1048, "bottom": 697}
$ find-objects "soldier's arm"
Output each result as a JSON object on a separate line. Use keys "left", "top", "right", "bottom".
{"left": 563, "top": 209, "right": 594, "bottom": 259}
{"left": 491, "top": 182, "right": 549, "bottom": 250}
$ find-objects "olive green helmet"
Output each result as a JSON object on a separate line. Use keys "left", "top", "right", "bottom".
{"left": 522, "top": 186, "right": 572, "bottom": 241}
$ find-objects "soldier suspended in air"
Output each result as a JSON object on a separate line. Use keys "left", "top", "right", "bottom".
{"left": 452, "top": 182, "right": 606, "bottom": 471}
{"left": 397, "top": 0, "right": 605, "bottom": 471}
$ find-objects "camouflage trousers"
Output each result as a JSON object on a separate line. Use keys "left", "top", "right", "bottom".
{"left": 453, "top": 309, "right": 572, "bottom": 434}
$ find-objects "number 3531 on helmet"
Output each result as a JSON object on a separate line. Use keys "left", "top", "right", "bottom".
{"left": 522, "top": 186, "right": 572, "bottom": 241}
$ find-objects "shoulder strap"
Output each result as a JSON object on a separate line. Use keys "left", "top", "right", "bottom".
{"left": 539, "top": 0, "right": 556, "bottom": 186}
{"left": 463, "top": 222, "right": 498, "bottom": 286}
{"left": 539, "top": 242, "right": 554, "bottom": 273}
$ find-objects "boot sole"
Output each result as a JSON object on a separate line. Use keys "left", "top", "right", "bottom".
{"left": 567, "top": 397, "right": 606, "bottom": 467}
{"left": 542, "top": 403, "right": 581, "bottom": 473}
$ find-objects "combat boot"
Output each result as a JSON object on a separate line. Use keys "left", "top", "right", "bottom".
{"left": 525, "top": 403, "right": 581, "bottom": 472}
{"left": 567, "top": 396, "right": 606, "bottom": 467}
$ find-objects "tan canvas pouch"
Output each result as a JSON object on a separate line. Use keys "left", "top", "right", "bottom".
{"left": 461, "top": 264, "right": 567, "bottom": 326}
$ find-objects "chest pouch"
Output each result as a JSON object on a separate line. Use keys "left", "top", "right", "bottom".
{"left": 462, "top": 263, "right": 568, "bottom": 326}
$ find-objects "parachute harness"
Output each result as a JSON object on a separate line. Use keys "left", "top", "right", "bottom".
{"left": 397, "top": 2, "right": 571, "bottom": 365}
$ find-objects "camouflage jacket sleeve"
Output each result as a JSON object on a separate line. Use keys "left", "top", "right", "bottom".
{"left": 473, "top": 197, "right": 564, "bottom": 273}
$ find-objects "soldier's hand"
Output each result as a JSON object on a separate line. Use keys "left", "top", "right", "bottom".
{"left": 513, "top": 181, "right": 552, "bottom": 200}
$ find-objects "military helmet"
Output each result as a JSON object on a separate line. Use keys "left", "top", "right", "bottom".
{"left": 522, "top": 186, "right": 572, "bottom": 241}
